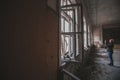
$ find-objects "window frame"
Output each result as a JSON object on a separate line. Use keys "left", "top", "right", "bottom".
{"left": 59, "top": 0, "right": 83, "bottom": 65}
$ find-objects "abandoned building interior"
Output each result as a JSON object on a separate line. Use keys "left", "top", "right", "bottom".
{"left": 1, "top": 0, "right": 120, "bottom": 80}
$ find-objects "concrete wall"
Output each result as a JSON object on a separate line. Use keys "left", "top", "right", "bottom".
{"left": 93, "top": 26, "right": 103, "bottom": 47}
{"left": 1, "top": 0, "right": 58, "bottom": 80}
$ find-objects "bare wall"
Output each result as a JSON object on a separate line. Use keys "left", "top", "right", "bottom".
{"left": 1, "top": 0, "right": 58, "bottom": 80}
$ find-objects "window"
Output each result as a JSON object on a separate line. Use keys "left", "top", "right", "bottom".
{"left": 83, "top": 17, "right": 88, "bottom": 48}
{"left": 88, "top": 25, "right": 91, "bottom": 46}
{"left": 60, "top": 0, "right": 82, "bottom": 65}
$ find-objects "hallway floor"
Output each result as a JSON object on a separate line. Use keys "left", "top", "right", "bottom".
{"left": 80, "top": 48, "right": 120, "bottom": 80}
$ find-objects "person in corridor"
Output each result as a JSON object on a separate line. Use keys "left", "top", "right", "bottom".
{"left": 106, "top": 39, "right": 114, "bottom": 66}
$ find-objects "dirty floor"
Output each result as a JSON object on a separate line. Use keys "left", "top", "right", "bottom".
{"left": 78, "top": 48, "right": 120, "bottom": 80}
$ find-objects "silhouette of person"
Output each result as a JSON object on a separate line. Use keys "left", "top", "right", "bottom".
{"left": 106, "top": 39, "right": 114, "bottom": 66}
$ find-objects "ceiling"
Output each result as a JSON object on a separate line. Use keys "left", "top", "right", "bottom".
{"left": 85, "top": 0, "right": 120, "bottom": 27}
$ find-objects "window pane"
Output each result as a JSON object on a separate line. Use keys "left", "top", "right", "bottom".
{"left": 76, "top": 34, "right": 80, "bottom": 56}
{"left": 65, "top": 20, "right": 69, "bottom": 32}
{"left": 83, "top": 17, "right": 87, "bottom": 48}
{"left": 61, "top": 35, "right": 74, "bottom": 62}
{"left": 61, "top": 18, "right": 64, "bottom": 32}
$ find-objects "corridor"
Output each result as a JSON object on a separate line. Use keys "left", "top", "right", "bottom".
{"left": 1, "top": 0, "right": 120, "bottom": 80}
{"left": 81, "top": 48, "right": 120, "bottom": 80}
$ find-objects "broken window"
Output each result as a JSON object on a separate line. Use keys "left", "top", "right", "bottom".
{"left": 60, "top": 0, "right": 82, "bottom": 65}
